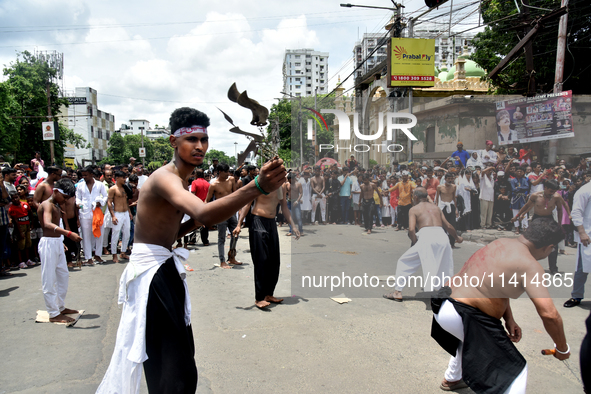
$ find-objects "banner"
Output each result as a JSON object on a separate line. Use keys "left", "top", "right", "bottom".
{"left": 389, "top": 38, "right": 435, "bottom": 87}
{"left": 41, "top": 121, "right": 55, "bottom": 141}
{"left": 494, "top": 91, "right": 574, "bottom": 146}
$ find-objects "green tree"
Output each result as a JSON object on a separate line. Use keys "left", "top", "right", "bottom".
{"left": 103, "top": 133, "right": 155, "bottom": 165}
{"left": 151, "top": 137, "right": 174, "bottom": 163}
{"left": 203, "top": 149, "right": 236, "bottom": 167}
{"left": 2, "top": 51, "right": 85, "bottom": 164}
{"left": 471, "top": 0, "right": 590, "bottom": 94}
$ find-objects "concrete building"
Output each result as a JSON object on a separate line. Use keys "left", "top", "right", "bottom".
{"left": 353, "top": 33, "right": 389, "bottom": 79}
{"left": 413, "top": 29, "right": 477, "bottom": 70}
{"left": 60, "top": 87, "right": 115, "bottom": 165}
{"left": 145, "top": 126, "right": 170, "bottom": 140}
{"left": 283, "top": 49, "right": 329, "bottom": 97}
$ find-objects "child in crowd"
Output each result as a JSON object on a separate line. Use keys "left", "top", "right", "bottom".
{"left": 8, "top": 191, "right": 34, "bottom": 268}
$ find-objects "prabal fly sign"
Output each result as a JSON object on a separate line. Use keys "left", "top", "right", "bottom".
{"left": 389, "top": 38, "right": 435, "bottom": 87}
{"left": 494, "top": 90, "right": 574, "bottom": 146}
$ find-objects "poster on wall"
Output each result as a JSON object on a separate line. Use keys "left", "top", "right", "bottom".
{"left": 494, "top": 90, "right": 574, "bottom": 146}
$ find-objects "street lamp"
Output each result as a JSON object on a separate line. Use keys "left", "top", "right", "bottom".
{"left": 280, "top": 91, "right": 303, "bottom": 169}
{"left": 340, "top": 2, "right": 403, "bottom": 11}
{"left": 234, "top": 142, "right": 238, "bottom": 165}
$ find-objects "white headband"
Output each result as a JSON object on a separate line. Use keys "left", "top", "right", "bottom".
{"left": 54, "top": 188, "right": 66, "bottom": 194}
{"left": 173, "top": 125, "right": 208, "bottom": 137}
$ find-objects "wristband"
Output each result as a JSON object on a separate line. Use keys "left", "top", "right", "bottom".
{"left": 554, "top": 343, "right": 570, "bottom": 354}
{"left": 54, "top": 225, "right": 58, "bottom": 232}
{"left": 254, "top": 175, "right": 269, "bottom": 195}
{"left": 67, "top": 231, "right": 72, "bottom": 238}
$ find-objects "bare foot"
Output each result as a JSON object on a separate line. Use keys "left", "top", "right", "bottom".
{"left": 255, "top": 300, "right": 271, "bottom": 309}
{"left": 367, "top": 230, "right": 371, "bottom": 234}
{"left": 102, "top": 247, "right": 110, "bottom": 255}
{"left": 94, "top": 256, "right": 104, "bottom": 263}
{"left": 82, "top": 259, "right": 94, "bottom": 266}
{"left": 264, "top": 295, "right": 284, "bottom": 303}
{"left": 67, "top": 262, "right": 75, "bottom": 268}
{"left": 228, "top": 259, "right": 243, "bottom": 265}
{"left": 49, "top": 313, "right": 75, "bottom": 323}
{"left": 220, "top": 261, "right": 232, "bottom": 269}
{"left": 113, "top": 255, "right": 119, "bottom": 263}
{"left": 286, "top": 232, "right": 292, "bottom": 236}
{"left": 61, "top": 308, "right": 78, "bottom": 315}
{"left": 120, "top": 253, "right": 130, "bottom": 260}
{"left": 383, "top": 290, "right": 403, "bottom": 302}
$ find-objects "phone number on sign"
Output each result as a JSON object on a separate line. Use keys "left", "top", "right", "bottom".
{"left": 450, "top": 272, "right": 574, "bottom": 288}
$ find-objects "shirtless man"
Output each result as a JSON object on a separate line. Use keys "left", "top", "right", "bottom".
{"left": 432, "top": 217, "right": 569, "bottom": 392}
{"left": 435, "top": 172, "right": 459, "bottom": 247}
{"left": 32, "top": 166, "right": 62, "bottom": 210}
{"left": 511, "top": 179, "right": 571, "bottom": 275}
{"left": 107, "top": 171, "right": 133, "bottom": 263}
{"left": 38, "top": 178, "right": 82, "bottom": 323}
{"left": 289, "top": 173, "right": 304, "bottom": 236}
{"left": 206, "top": 163, "right": 240, "bottom": 269}
{"left": 63, "top": 189, "right": 81, "bottom": 267}
{"left": 384, "top": 188, "right": 462, "bottom": 301}
{"left": 97, "top": 107, "right": 287, "bottom": 394}
{"left": 310, "top": 166, "right": 326, "bottom": 224}
{"left": 234, "top": 172, "right": 300, "bottom": 309}
{"left": 360, "top": 174, "right": 378, "bottom": 234}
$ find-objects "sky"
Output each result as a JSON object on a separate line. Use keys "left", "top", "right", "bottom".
{"left": 0, "top": 0, "right": 482, "bottom": 158}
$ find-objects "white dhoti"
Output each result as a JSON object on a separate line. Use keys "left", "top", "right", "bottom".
{"left": 311, "top": 195, "right": 326, "bottom": 222}
{"left": 111, "top": 212, "right": 131, "bottom": 255}
{"left": 394, "top": 227, "right": 454, "bottom": 292}
{"left": 96, "top": 243, "right": 190, "bottom": 394}
{"left": 102, "top": 210, "right": 113, "bottom": 248}
{"left": 80, "top": 218, "right": 103, "bottom": 259}
{"left": 39, "top": 236, "right": 68, "bottom": 318}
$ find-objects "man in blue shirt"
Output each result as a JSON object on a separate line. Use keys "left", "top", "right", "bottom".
{"left": 338, "top": 168, "right": 353, "bottom": 224}
{"left": 510, "top": 166, "right": 530, "bottom": 234}
{"left": 451, "top": 142, "right": 471, "bottom": 167}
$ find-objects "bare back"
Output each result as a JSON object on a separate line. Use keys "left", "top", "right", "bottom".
{"left": 410, "top": 201, "right": 444, "bottom": 230}
{"left": 33, "top": 180, "right": 53, "bottom": 210}
{"left": 451, "top": 238, "right": 550, "bottom": 319}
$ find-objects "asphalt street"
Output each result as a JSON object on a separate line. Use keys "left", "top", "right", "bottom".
{"left": 0, "top": 223, "right": 588, "bottom": 393}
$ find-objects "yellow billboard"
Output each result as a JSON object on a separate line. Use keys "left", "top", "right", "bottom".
{"left": 63, "top": 157, "right": 75, "bottom": 168}
{"left": 389, "top": 38, "right": 435, "bottom": 87}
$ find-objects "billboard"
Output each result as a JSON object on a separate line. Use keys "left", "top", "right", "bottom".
{"left": 389, "top": 38, "right": 435, "bottom": 87}
{"left": 494, "top": 91, "right": 574, "bottom": 146}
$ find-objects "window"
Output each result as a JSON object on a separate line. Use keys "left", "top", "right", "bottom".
{"left": 296, "top": 93, "right": 301, "bottom": 97}
{"left": 295, "top": 55, "right": 300, "bottom": 58}
{"left": 306, "top": 62, "right": 311, "bottom": 65}
{"left": 320, "top": 80, "right": 324, "bottom": 83}
{"left": 307, "top": 91, "right": 311, "bottom": 95}
{"left": 320, "top": 57, "right": 324, "bottom": 61}
{"left": 426, "top": 127, "right": 435, "bottom": 153}
{"left": 316, "top": 79, "right": 318, "bottom": 82}
{"left": 295, "top": 62, "right": 301, "bottom": 66}
{"left": 295, "top": 77, "right": 301, "bottom": 81}
{"left": 295, "top": 85, "right": 301, "bottom": 89}
{"left": 307, "top": 84, "right": 311, "bottom": 87}
{"left": 90, "top": 125, "right": 94, "bottom": 137}
{"left": 295, "top": 70, "right": 301, "bottom": 74}
{"left": 306, "top": 54, "right": 311, "bottom": 58}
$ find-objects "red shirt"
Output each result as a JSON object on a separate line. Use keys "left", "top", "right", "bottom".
{"left": 9, "top": 202, "right": 31, "bottom": 225}
{"left": 191, "top": 178, "right": 210, "bottom": 201}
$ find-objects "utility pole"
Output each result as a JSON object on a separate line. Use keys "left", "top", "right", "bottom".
{"left": 523, "top": 0, "right": 536, "bottom": 96}
{"left": 314, "top": 86, "right": 318, "bottom": 162}
{"left": 407, "top": 18, "right": 414, "bottom": 163}
{"left": 549, "top": 0, "right": 569, "bottom": 164}
{"left": 46, "top": 83, "right": 55, "bottom": 165}
{"left": 139, "top": 126, "right": 145, "bottom": 166}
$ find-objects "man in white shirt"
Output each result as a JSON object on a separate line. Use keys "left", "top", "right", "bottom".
{"left": 479, "top": 166, "right": 496, "bottom": 228}
{"left": 564, "top": 174, "right": 591, "bottom": 308}
{"left": 76, "top": 166, "right": 108, "bottom": 265}
{"left": 136, "top": 165, "right": 149, "bottom": 189}
{"left": 480, "top": 140, "right": 498, "bottom": 166}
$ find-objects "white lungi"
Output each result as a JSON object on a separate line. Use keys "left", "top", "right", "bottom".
{"left": 80, "top": 218, "right": 104, "bottom": 260}
{"left": 102, "top": 210, "right": 113, "bottom": 248}
{"left": 96, "top": 243, "right": 190, "bottom": 394}
{"left": 39, "top": 236, "right": 69, "bottom": 318}
{"left": 311, "top": 195, "right": 326, "bottom": 222}
{"left": 434, "top": 300, "right": 528, "bottom": 393}
{"left": 394, "top": 227, "right": 454, "bottom": 292}
{"left": 111, "top": 212, "right": 131, "bottom": 255}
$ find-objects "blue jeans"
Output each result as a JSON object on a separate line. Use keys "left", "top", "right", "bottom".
{"left": 572, "top": 244, "right": 589, "bottom": 299}
{"left": 340, "top": 196, "right": 350, "bottom": 224}
{"left": 291, "top": 203, "right": 303, "bottom": 233}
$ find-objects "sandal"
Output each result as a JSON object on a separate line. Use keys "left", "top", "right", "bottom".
{"left": 440, "top": 379, "right": 468, "bottom": 391}
{"left": 383, "top": 291, "right": 403, "bottom": 302}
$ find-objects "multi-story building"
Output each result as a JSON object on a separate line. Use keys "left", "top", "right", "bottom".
{"left": 282, "top": 49, "right": 329, "bottom": 97}
{"left": 60, "top": 87, "right": 115, "bottom": 165}
{"left": 353, "top": 33, "right": 389, "bottom": 79}
{"left": 413, "top": 29, "right": 477, "bottom": 70}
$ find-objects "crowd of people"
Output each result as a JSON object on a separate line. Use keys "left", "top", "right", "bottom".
{"left": 1, "top": 104, "right": 590, "bottom": 393}
{"left": 289, "top": 143, "right": 590, "bottom": 254}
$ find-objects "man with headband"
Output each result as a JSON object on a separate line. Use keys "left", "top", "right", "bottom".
{"left": 97, "top": 107, "right": 288, "bottom": 394}
{"left": 37, "top": 178, "right": 82, "bottom": 323}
